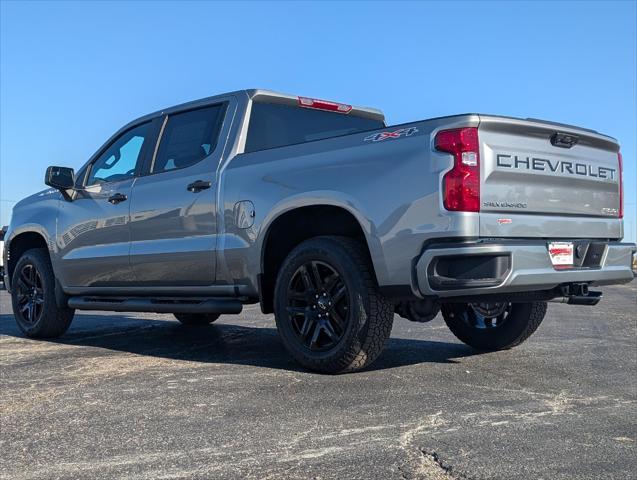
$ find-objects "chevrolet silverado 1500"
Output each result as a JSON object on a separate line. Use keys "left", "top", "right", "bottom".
{"left": 4, "top": 89, "right": 635, "bottom": 373}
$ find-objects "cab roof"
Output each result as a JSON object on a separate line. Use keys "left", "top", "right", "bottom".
{"left": 245, "top": 89, "right": 385, "bottom": 123}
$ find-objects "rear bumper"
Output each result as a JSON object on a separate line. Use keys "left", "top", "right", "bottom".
{"left": 415, "top": 241, "right": 636, "bottom": 298}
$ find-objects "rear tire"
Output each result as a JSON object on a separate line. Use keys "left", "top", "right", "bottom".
{"left": 173, "top": 313, "right": 220, "bottom": 325}
{"left": 11, "top": 248, "right": 74, "bottom": 338}
{"left": 441, "top": 301, "right": 547, "bottom": 351}
{"left": 274, "top": 236, "right": 394, "bottom": 374}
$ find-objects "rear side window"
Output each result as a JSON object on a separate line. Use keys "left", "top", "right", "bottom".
{"left": 245, "top": 102, "right": 383, "bottom": 153}
{"left": 152, "top": 104, "right": 226, "bottom": 173}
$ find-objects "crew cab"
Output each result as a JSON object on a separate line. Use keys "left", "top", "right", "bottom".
{"left": 3, "top": 89, "right": 635, "bottom": 373}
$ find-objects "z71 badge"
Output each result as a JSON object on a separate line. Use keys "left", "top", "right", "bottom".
{"left": 364, "top": 127, "right": 419, "bottom": 142}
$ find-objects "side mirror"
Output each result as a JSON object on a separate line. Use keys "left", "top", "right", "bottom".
{"left": 45, "top": 166, "right": 75, "bottom": 191}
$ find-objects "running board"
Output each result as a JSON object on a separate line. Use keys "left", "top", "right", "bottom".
{"left": 67, "top": 296, "right": 243, "bottom": 314}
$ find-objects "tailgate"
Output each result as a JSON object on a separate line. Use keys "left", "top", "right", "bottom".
{"left": 478, "top": 115, "right": 622, "bottom": 239}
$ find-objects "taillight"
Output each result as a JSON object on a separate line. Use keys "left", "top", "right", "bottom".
{"left": 435, "top": 127, "right": 480, "bottom": 212}
{"left": 298, "top": 96, "right": 352, "bottom": 114}
{"left": 618, "top": 151, "right": 623, "bottom": 218}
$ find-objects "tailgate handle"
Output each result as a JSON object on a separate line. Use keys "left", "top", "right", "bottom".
{"left": 551, "top": 132, "right": 579, "bottom": 149}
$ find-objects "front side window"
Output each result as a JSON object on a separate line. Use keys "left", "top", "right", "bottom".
{"left": 86, "top": 122, "right": 152, "bottom": 186}
{"left": 151, "top": 104, "right": 226, "bottom": 174}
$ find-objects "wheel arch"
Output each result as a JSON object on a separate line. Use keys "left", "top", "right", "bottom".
{"left": 6, "top": 229, "right": 51, "bottom": 289}
{"left": 258, "top": 203, "right": 378, "bottom": 313}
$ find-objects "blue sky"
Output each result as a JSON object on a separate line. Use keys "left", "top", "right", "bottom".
{"left": 1, "top": 0, "right": 635, "bottom": 241}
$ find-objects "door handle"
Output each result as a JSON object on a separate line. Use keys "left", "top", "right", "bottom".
{"left": 187, "top": 180, "right": 212, "bottom": 193}
{"left": 108, "top": 193, "right": 128, "bottom": 204}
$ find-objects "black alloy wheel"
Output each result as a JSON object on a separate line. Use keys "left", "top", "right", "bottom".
{"left": 15, "top": 263, "right": 45, "bottom": 325}
{"left": 286, "top": 260, "right": 350, "bottom": 351}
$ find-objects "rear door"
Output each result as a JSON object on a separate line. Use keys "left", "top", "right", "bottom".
{"left": 478, "top": 116, "right": 622, "bottom": 239}
{"left": 128, "top": 101, "right": 231, "bottom": 286}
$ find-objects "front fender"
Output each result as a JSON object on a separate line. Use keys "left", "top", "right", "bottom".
{"left": 4, "top": 191, "right": 60, "bottom": 289}
{"left": 4, "top": 224, "right": 54, "bottom": 291}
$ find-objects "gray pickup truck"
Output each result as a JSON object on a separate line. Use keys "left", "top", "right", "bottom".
{"left": 3, "top": 89, "right": 635, "bottom": 373}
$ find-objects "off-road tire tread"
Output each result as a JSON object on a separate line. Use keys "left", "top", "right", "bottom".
{"left": 507, "top": 301, "right": 547, "bottom": 348}
{"left": 340, "top": 235, "right": 394, "bottom": 372}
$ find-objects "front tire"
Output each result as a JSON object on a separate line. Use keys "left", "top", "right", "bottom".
{"left": 173, "top": 313, "right": 220, "bottom": 325}
{"left": 274, "top": 236, "right": 394, "bottom": 374}
{"left": 441, "top": 301, "right": 547, "bottom": 351}
{"left": 11, "top": 248, "right": 75, "bottom": 338}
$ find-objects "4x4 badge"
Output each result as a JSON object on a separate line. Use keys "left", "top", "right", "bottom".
{"left": 364, "top": 127, "right": 419, "bottom": 142}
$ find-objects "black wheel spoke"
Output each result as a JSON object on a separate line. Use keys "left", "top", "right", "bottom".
{"left": 286, "top": 306, "right": 306, "bottom": 316}
{"left": 16, "top": 278, "right": 29, "bottom": 293}
{"left": 332, "top": 284, "right": 346, "bottom": 304}
{"left": 20, "top": 268, "right": 33, "bottom": 288}
{"left": 310, "top": 262, "right": 323, "bottom": 290}
{"left": 20, "top": 301, "right": 31, "bottom": 313}
{"left": 299, "top": 316, "right": 315, "bottom": 339}
{"left": 299, "top": 265, "right": 314, "bottom": 291}
{"left": 322, "top": 320, "right": 338, "bottom": 341}
{"left": 328, "top": 308, "right": 345, "bottom": 332}
{"left": 287, "top": 291, "right": 307, "bottom": 301}
{"left": 308, "top": 322, "right": 322, "bottom": 349}
{"left": 323, "top": 273, "right": 339, "bottom": 295}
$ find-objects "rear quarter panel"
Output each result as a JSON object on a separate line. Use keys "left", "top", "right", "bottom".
{"left": 217, "top": 115, "right": 481, "bottom": 296}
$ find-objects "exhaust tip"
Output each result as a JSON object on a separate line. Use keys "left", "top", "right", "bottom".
{"left": 567, "top": 290, "right": 602, "bottom": 306}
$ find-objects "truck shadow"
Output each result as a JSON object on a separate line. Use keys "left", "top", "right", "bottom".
{"left": 0, "top": 311, "right": 477, "bottom": 373}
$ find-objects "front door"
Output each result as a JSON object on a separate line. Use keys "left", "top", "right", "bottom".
{"left": 128, "top": 102, "right": 229, "bottom": 286}
{"left": 56, "top": 121, "right": 156, "bottom": 288}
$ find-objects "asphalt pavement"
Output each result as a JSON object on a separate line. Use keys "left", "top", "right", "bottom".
{"left": 1, "top": 283, "right": 636, "bottom": 480}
